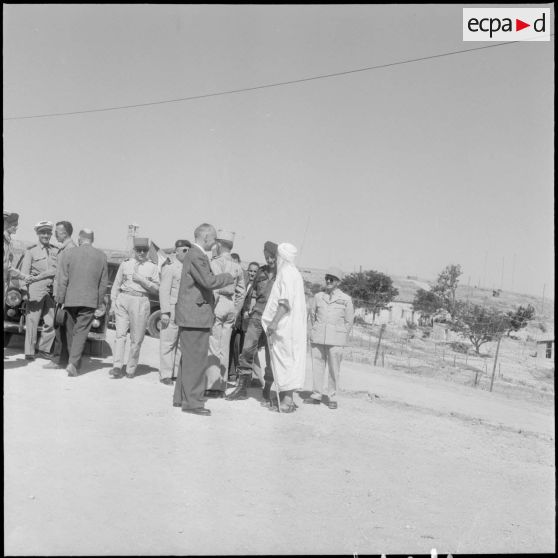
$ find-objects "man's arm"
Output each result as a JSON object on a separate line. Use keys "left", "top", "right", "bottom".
{"left": 190, "top": 252, "right": 233, "bottom": 290}
{"left": 98, "top": 257, "right": 108, "bottom": 308}
{"left": 56, "top": 252, "right": 70, "bottom": 304}
{"left": 345, "top": 297, "right": 355, "bottom": 333}
{"left": 110, "top": 263, "right": 124, "bottom": 304}
{"left": 159, "top": 265, "right": 173, "bottom": 314}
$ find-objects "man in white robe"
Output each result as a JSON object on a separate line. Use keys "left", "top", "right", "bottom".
{"left": 261, "top": 242, "right": 307, "bottom": 413}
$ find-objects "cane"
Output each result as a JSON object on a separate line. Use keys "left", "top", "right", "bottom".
{"left": 171, "top": 341, "right": 179, "bottom": 380}
{"left": 267, "top": 336, "right": 282, "bottom": 414}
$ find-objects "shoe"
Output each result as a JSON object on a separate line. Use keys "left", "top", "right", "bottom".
{"left": 204, "top": 389, "right": 224, "bottom": 398}
{"left": 328, "top": 401, "right": 338, "bottom": 410}
{"left": 173, "top": 402, "right": 182, "bottom": 408}
{"left": 126, "top": 373, "right": 135, "bottom": 379}
{"left": 303, "top": 397, "right": 321, "bottom": 405}
{"left": 225, "top": 374, "right": 250, "bottom": 401}
{"left": 270, "top": 402, "right": 297, "bottom": 413}
{"left": 110, "top": 367, "right": 124, "bottom": 379}
{"left": 43, "top": 361, "right": 66, "bottom": 369}
{"left": 182, "top": 407, "right": 211, "bottom": 416}
{"left": 25, "top": 354, "right": 35, "bottom": 361}
{"left": 160, "top": 378, "right": 173, "bottom": 386}
{"left": 36, "top": 350, "right": 52, "bottom": 360}
{"left": 66, "top": 363, "right": 78, "bottom": 377}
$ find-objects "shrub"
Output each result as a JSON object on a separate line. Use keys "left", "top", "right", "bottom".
{"left": 450, "top": 341, "right": 470, "bottom": 354}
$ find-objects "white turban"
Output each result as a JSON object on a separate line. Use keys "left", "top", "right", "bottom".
{"left": 278, "top": 242, "right": 298, "bottom": 263}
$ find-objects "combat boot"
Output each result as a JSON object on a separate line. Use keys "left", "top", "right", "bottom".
{"left": 225, "top": 373, "right": 250, "bottom": 401}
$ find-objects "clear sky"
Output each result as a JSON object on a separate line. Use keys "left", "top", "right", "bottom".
{"left": 3, "top": 4, "right": 554, "bottom": 298}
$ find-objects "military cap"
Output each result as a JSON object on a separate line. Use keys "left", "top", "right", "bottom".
{"left": 133, "top": 237, "right": 150, "bottom": 249}
{"left": 175, "top": 239, "right": 191, "bottom": 248}
{"left": 34, "top": 220, "right": 53, "bottom": 232}
{"left": 217, "top": 230, "right": 235, "bottom": 243}
{"left": 3, "top": 211, "right": 19, "bottom": 226}
{"left": 325, "top": 267, "right": 344, "bottom": 281}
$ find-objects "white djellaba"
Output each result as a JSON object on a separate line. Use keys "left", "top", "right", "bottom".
{"left": 261, "top": 242, "right": 307, "bottom": 392}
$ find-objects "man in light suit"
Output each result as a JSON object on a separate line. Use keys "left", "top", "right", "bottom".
{"left": 158, "top": 239, "right": 191, "bottom": 385}
{"left": 173, "top": 223, "right": 234, "bottom": 416}
{"left": 56, "top": 229, "right": 108, "bottom": 377}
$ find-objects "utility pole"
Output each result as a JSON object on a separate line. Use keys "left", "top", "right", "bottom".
{"left": 482, "top": 250, "right": 488, "bottom": 289}
{"left": 541, "top": 284, "right": 546, "bottom": 314}
{"left": 511, "top": 253, "right": 516, "bottom": 293}
{"left": 489, "top": 336, "right": 502, "bottom": 392}
{"left": 500, "top": 256, "right": 505, "bottom": 291}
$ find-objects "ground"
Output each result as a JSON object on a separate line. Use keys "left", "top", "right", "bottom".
{"left": 4, "top": 330, "right": 555, "bottom": 555}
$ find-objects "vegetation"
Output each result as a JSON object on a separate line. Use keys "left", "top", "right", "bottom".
{"left": 505, "top": 304, "right": 536, "bottom": 336}
{"left": 340, "top": 270, "right": 399, "bottom": 320}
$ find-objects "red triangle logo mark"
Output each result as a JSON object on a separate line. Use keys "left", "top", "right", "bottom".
{"left": 516, "top": 19, "right": 530, "bottom": 32}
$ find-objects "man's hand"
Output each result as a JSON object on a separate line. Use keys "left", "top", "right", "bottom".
{"left": 160, "top": 313, "right": 170, "bottom": 329}
{"left": 94, "top": 304, "right": 105, "bottom": 318}
{"left": 132, "top": 272, "right": 145, "bottom": 285}
{"left": 109, "top": 306, "right": 116, "bottom": 318}
{"left": 267, "top": 321, "right": 279, "bottom": 338}
{"left": 24, "top": 275, "right": 35, "bottom": 285}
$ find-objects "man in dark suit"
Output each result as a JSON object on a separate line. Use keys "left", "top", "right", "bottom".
{"left": 56, "top": 229, "right": 108, "bottom": 377}
{"left": 173, "top": 223, "right": 234, "bottom": 416}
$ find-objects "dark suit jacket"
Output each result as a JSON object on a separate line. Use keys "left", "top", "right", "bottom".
{"left": 175, "top": 244, "right": 233, "bottom": 328}
{"left": 57, "top": 244, "right": 109, "bottom": 309}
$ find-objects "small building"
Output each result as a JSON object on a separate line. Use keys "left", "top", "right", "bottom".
{"left": 536, "top": 339, "right": 554, "bottom": 360}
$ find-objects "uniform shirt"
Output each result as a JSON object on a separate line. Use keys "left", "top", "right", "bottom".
{"left": 110, "top": 258, "right": 160, "bottom": 304}
{"left": 210, "top": 252, "right": 245, "bottom": 302}
{"left": 159, "top": 258, "right": 182, "bottom": 315}
{"left": 308, "top": 288, "right": 355, "bottom": 347}
{"left": 54, "top": 238, "right": 77, "bottom": 299}
{"left": 250, "top": 265, "right": 276, "bottom": 318}
{"left": 20, "top": 242, "right": 59, "bottom": 300}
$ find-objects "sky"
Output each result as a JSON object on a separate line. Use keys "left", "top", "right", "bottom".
{"left": 3, "top": 4, "right": 554, "bottom": 298}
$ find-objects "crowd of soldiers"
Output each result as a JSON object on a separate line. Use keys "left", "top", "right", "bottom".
{"left": 4, "top": 210, "right": 355, "bottom": 415}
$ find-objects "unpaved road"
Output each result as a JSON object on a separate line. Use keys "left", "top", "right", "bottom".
{"left": 4, "top": 331, "right": 555, "bottom": 555}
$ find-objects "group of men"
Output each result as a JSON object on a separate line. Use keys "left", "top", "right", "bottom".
{"left": 4, "top": 212, "right": 355, "bottom": 416}
{"left": 3, "top": 211, "right": 108, "bottom": 376}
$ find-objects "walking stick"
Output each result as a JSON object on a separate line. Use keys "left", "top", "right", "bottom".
{"left": 171, "top": 337, "right": 179, "bottom": 379}
{"left": 267, "top": 336, "right": 282, "bottom": 414}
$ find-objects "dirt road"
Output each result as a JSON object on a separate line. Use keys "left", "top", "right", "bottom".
{"left": 4, "top": 332, "right": 554, "bottom": 555}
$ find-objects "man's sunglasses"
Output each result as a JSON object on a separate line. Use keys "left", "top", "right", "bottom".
{"left": 135, "top": 247, "right": 149, "bottom": 253}
{"left": 176, "top": 247, "right": 189, "bottom": 253}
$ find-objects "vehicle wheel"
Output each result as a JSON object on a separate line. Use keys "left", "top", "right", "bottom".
{"left": 146, "top": 310, "right": 162, "bottom": 339}
{"left": 4, "top": 332, "right": 13, "bottom": 346}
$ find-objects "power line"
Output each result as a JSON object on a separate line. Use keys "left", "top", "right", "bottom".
{"left": 3, "top": 38, "right": 549, "bottom": 121}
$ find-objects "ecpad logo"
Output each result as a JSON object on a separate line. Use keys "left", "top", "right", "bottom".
{"left": 463, "top": 8, "right": 550, "bottom": 41}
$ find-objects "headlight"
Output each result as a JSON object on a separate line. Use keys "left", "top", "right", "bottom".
{"left": 91, "top": 319, "right": 101, "bottom": 329}
{"left": 5, "top": 289, "right": 22, "bottom": 308}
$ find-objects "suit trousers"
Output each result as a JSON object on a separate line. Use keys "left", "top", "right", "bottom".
{"left": 24, "top": 295, "right": 56, "bottom": 355}
{"left": 113, "top": 293, "right": 150, "bottom": 375}
{"left": 206, "top": 295, "right": 236, "bottom": 391}
{"left": 52, "top": 309, "right": 70, "bottom": 366}
{"left": 310, "top": 344, "right": 344, "bottom": 402}
{"left": 65, "top": 306, "right": 95, "bottom": 368}
{"left": 174, "top": 327, "right": 210, "bottom": 409}
{"left": 237, "top": 316, "right": 273, "bottom": 384}
{"left": 159, "top": 311, "right": 181, "bottom": 380}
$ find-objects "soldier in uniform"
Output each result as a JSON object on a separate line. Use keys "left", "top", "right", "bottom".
{"left": 3, "top": 211, "right": 26, "bottom": 299}
{"left": 226, "top": 240, "right": 277, "bottom": 402}
{"left": 20, "top": 221, "right": 59, "bottom": 360}
{"left": 204, "top": 230, "right": 245, "bottom": 398}
{"left": 158, "top": 239, "right": 191, "bottom": 385}
{"left": 109, "top": 237, "right": 160, "bottom": 379}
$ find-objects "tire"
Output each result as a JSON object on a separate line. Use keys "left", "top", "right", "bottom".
{"left": 4, "top": 332, "right": 13, "bottom": 347}
{"left": 146, "top": 310, "right": 162, "bottom": 339}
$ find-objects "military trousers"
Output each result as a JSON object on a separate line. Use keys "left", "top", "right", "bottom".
{"left": 24, "top": 294, "right": 56, "bottom": 356}
{"left": 174, "top": 327, "right": 210, "bottom": 409}
{"left": 237, "top": 316, "right": 273, "bottom": 385}
{"left": 159, "top": 307, "right": 181, "bottom": 380}
{"left": 206, "top": 295, "right": 237, "bottom": 391}
{"left": 113, "top": 292, "right": 150, "bottom": 376}
{"left": 309, "top": 344, "right": 344, "bottom": 402}
{"left": 65, "top": 306, "right": 95, "bottom": 369}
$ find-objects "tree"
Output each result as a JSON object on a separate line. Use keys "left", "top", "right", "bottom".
{"left": 450, "top": 303, "right": 510, "bottom": 354}
{"left": 431, "top": 264, "right": 463, "bottom": 319}
{"left": 339, "top": 270, "right": 398, "bottom": 320}
{"left": 412, "top": 288, "right": 444, "bottom": 324}
{"left": 506, "top": 304, "right": 535, "bottom": 336}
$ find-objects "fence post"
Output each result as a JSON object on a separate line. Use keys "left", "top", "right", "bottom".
{"left": 489, "top": 336, "right": 502, "bottom": 392}
{"left": 374, "top": 324, "right": 386, "bottom": 366}
{"left": 381, "top": 350, "right": 385, "bottom": 367}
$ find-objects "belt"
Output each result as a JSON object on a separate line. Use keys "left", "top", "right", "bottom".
{"left": 217, "top": 292, "right": 234, "bottom": 299}
{"left": 120, "top": 289, "right": 148, "bottom": 298}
